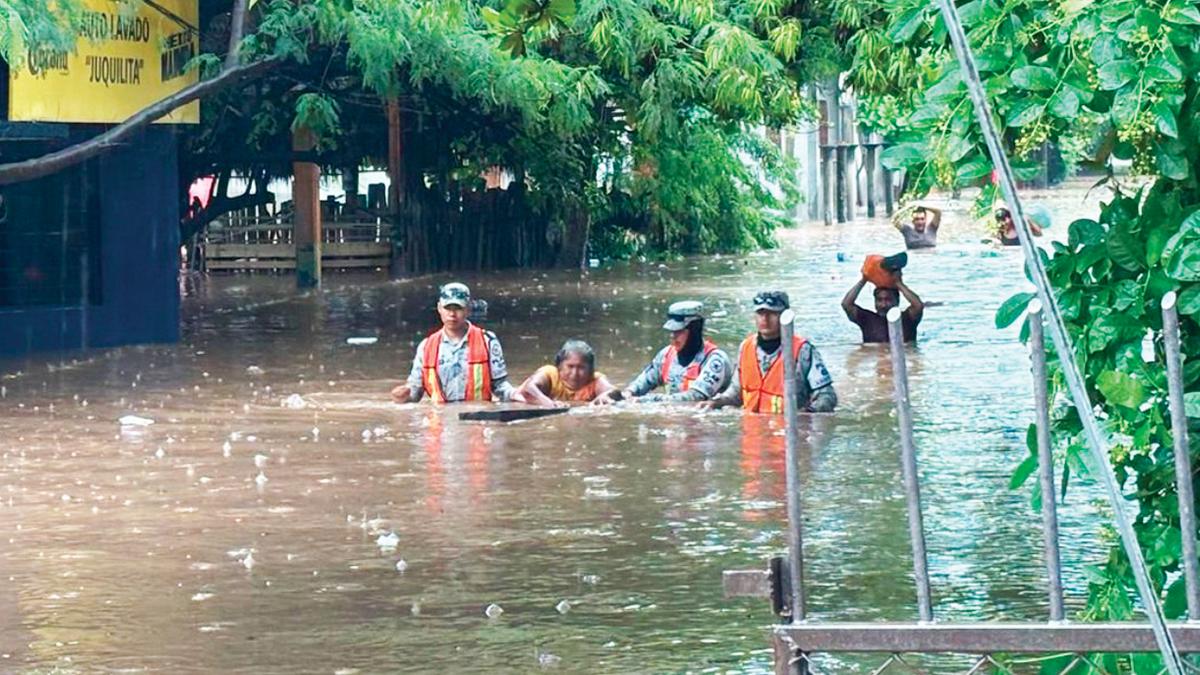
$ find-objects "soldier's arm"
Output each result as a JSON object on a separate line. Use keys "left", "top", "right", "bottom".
{"left": 706, "top": 359, "right": 742, "bottom": 409}
{"left": 800, "top": 343, "right": 837, "bottom": 413}
{"left": 625, "top": 348, "right": 667, "bottom": 398}
{"left": 486, "top": 332, "right": 517, "bottom": 402}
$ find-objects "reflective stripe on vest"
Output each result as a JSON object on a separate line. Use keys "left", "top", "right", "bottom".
{"left": 421, "top": 324, "right": 493, "bottom": 403}
{"left": 739, "top": 334, "right": 806, "bottom": 414}
{"left": 662, "top": 340, "right": 718, "bottom": 394}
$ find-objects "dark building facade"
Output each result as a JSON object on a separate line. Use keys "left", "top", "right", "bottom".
{"left": 0, "top": 125, "right": 180, "bottom": 355}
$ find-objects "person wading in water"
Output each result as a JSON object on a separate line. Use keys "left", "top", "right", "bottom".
{"left": 595, "top": 300, "right": 731, "bottom": 404}
{"left": 896, "top": 205, "right": 942, "bottom": 250}
{"left": 515, "top": 340, "right": 615, "bottom": 406}
{"left": 701, "top": 290, "right": 836, "bottom": 413}
{"left": 842, "top": 253, "right": 925, "bottom": 344}
{"left": 995, "top": 206, "right": 1045, "bottom": 246}
{"left": 391, "top": 282, "right": 517, "bottom": 403}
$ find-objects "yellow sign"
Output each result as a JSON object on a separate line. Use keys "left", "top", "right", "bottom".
{"left": 9, "top": 0, "right": 200, "bottom": 124}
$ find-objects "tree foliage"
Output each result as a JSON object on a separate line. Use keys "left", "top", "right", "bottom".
{"left": 838, "top": 0, "right": 1200, "bottom": 630}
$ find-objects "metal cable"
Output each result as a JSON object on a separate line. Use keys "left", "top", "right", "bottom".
{"left": 931, "top": 0, "right": 1184, "bottom": 670}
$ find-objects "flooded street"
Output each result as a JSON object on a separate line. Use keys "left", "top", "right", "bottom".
{"left": 2, "top": 186, "right": 1114, "bottom": 673}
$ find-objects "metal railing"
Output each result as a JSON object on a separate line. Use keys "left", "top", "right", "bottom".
{"left": 724, "top": 300, "right": 1200, "bottom": 674}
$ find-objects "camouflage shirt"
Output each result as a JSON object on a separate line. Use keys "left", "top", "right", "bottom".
{"left": 625, "top": 345, "right": 732, "bottom": 402}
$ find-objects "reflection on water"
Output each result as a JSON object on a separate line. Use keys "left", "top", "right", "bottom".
{"left": 1, "top": 185, "right": 1112, "bottom": 673}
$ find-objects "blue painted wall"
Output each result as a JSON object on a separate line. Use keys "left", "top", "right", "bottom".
{"left": 0, "top": 126, "right": 180, "bottom": 355}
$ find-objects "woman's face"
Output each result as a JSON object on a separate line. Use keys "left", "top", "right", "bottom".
{"left": 558, "top": 352, "right": 593, "bottom": 389}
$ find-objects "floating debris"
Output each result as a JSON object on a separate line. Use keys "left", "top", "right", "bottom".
{"left": 555, "top": 599, "right": 571, "bottom": 614}
{"left": 346, "top": 337, "right": 378, "bottom": 345}
{"left": 118, "top": 415, "right": 155, "bottom": 427}
{"left": 154, "top": 447, "right": 165, "bottom": 459}
{"left": 246, "top": 366, "right": 264, "bottom": 376}
{"left": 282, "top": 394, "right": 306, "bottom": 409}
{"left": 484, "top": 603, "right": 504, "bottom": 619}
{"left": 222, "top": 441, "right": 232, "bottom": 458}
{"left": 394, "top": 559, "right": 408, "bottom": 574}
{"left": 537, "top": 652, "right": 562, "bottom": 667}
{"left": 375, "top": 532, "right": 400, "bottom": 550}
{"left": 255, "top": 472, "right": 268, "bottom": 487}
{"left": 581, "top": 574, "right": 600, "bottom": 585}
{"left": 191, "top": 592, "right": 214, "bottom": 602}
{"left": 253, "top": 454, "right": 268, "bottom": 468}
{"left": 242, "top": 553, "right": 255, "bottom": 570}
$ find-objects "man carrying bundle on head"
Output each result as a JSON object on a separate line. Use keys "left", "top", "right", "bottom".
{"left": 391, "top": 282, "right": 517, "bottom": 404}
{"left": 701, "top": 291, "right": 837, "bottom": 413}
{"left": 595, "top": 300, "right": 731, "bottom": 404}
{"left": 842, "top": 252, "right": 924, "bottom": 344}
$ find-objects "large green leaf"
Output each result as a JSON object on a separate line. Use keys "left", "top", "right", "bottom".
{"left": 880, "top": 143, "right": 924, "bottom": 170}
{"left": 1154, "top": 101, "right": 1180, "bottom": 138}
{"left": 1166, "top": 239, "right": 1200, "bottom": 280}
{"left": 1108, "top": 228, "right": 1146, "bottom": 271}
{"left": 1097, "top": 370, "right": 1147, "bottom": 409}
{"left": 1147, "top": 53, "right": 1183, "bottom": 83}
{"left": 1091, "top": 33, "right": 1123, "bottom": 65}
{"left": 995, "top": 291, "right": 1036, "bottom": 329}
{"left": 1048, "top": 89, "right": 1080, "bottom": 118}
{"left": 1110, "top": 85, "right": 1141, "bottom": 125}
{"left": 1010, "top": 64, "right": 1057, "bottom": 91}
{"left": 1007, "top": 99, "right": 1045, "bottom": 126}
{"left": 1183, "top": 392, "right": 1200, "bottom": 418}
{"left": 1177, "top": 285, "right": 1200, "bottom": 315}
{"left": 889, "top": 7, "right": 926, "bottom": 41}
{"left": 1157, "top": 147, "right": 1189, "bottom": 180}
{"left": 1167, "top": 1, "right": 1200, "bottom": 25}
{"left": 1098, "top": 60, "right": 1138, "bottom": 90}
{"left": 955, "top": 156, "right": 991, "bottom": 183}
{"left": 1069, "top": 219, "right": 1104, "bottom": 247}
{"left": 1010, "top": 449, "right": 1038, "bottom": 489}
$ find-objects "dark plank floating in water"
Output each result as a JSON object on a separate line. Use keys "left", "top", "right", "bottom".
{"left": 458, "top": 408, "right": 570, "bottom": 423}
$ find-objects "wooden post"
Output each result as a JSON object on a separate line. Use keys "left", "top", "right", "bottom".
{"left": 386, "top": 98, "right": 405, "bottom": 277}
{"left": 342, "top": 165, "right": 359, "bottom": 211}
{"left": 865, "top": 143, "right": 877, "bottom": 219}
{"left": 292, "top": 125, "right": 321, "bottom": 289}
{"left": 835, "top": 145, "right": 847, "bottom": 223}
{"left": 820, "top": 147, "right": 833, "bottom": 227}
{"left": 883, "top": 165, "right": 895, "bottom": 216}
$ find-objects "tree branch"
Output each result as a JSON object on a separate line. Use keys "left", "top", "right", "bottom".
{"left": 0, "top": 56, "right": 282, "bottom": 186}
{"left": 226, "top": 0, "right": 248, "bottom": 68}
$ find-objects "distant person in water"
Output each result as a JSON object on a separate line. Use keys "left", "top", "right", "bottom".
{"left": 842, "top": 254, "right": 924, "bottom": 344}
{"left": 515, "top": 340, "right": 615, "bottom": 406}
{"left": 896, "top": 205, "right": 942, "bottom": 250}
{"left": 995, "top": 206, "right": 1044, "bottom": 246}
{"left": 702, "top": 290, "right": 836, "bottom": 413}
{"left": 595, "top": 300, "right": 731, "bottom": 404}
{"left": 391, "top": 282, "right": 517, "bottom": 403}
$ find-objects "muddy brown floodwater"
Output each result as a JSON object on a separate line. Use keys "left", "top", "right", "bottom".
{"left": 2, "top": 184, "right": 1117, "bottom": 673}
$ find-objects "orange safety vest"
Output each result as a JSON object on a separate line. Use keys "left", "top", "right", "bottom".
{"left": 661, "top": 340, "right": 718, "bottom": 394}
{"left": 739, "top": 334, "right": 806, "bottom": 414}
{"left": 421, "top": 324, "right": 493, "bottom": 403}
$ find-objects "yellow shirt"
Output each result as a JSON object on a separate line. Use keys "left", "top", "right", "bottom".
{"left": 536, "top": 365, "right": 605, "bottom": 402}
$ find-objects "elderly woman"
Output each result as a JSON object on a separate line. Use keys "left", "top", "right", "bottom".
{"left": 515, "top": 340, "right": 615, "bottom": 406}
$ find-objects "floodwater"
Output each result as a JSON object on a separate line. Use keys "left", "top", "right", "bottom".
{"left": 1, "top": 183, "right": 1116, "bottom": 673}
